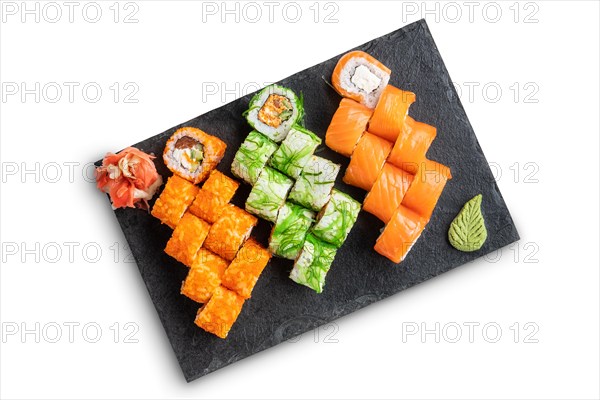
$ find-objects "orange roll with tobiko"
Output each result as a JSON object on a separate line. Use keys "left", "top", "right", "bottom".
{"left": 343, "top": 132, "right": 393, "bottom": 191}
{"left": 195, "top": 286, "right": 245, "bottom": 339}
{"left": 325, "top": 98, "right": 373, "bottom": 157}
{"left": 181, "top": 248, "right": 229, "bottom": 304}
{"left": 363, "top": 163, "right": 414, "bottom": 224}
{"left": 163, "top": 127, "right": 227, "bottom": 185}
{"left": 151, "top": 175, "right": 199, "bottom": 229}
{"left": 202, "top": 170, "right": 239, "bottom": 203}
{"left": 369, "top": 85, "right": 416, "bottom": 142}
{"left": 188, "top": 188, "right": 227, "bottom": 224}
{"left": 164, "top": 212, "right": 210, "bottom": 267}
{"left": 221, "top": 238, "right": 271, "bottom": 299}
{"left": 204, "top": 204, "right": 258, "bottom": 261}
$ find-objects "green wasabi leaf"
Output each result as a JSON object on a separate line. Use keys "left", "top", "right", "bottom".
{"left": 448, "top": 194, "right": 488, "bottom": 252}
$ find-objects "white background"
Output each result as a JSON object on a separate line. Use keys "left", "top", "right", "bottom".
{"left": 1, "top": 1, "right": 599, "bottom": 399}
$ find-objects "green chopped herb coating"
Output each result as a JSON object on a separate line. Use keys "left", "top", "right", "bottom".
{"left": 269, "top": 126, "right": 322, "bottom": 179}
{"left": 245, "top": 167, "right": 293, "bottom": 223}
{"left": 231, "top": 130, "right": 278, "bottom": 185}
{"left": 244, "top": 85, "right": 304, "bottom": 142}
{"left": 288, "top": 155, "right": 340, "bottom": 211}
{"left": 311, "top": 189, "right": 361, "bottom": 248}
{"left": 289, "top": 233, "right": 337, "bottom": 293}
{"left": 269, "top": 202, "right": 315, "bottom": 260}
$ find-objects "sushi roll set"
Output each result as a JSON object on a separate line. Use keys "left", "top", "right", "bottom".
{"left": 150, "top": 127, "right": 271, "bottom": 339}
{"left": 327, "top": 50, "right": 453, "bottom": 264}
{"left": 233, "top": 84, "right": 361, "bottom": 294}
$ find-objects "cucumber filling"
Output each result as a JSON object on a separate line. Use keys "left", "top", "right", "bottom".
{"left": 174, "top": 136, "right": 204, "bottom": 173}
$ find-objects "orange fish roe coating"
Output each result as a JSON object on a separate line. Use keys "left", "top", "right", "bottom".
{"left": 204, "top": 204, "right": 258, "bottom": 261}
{"left": 164, "top": 212, "right": 210, "bottom": 267}
{"left": 195, "top": 286, "right": 245, "bottom": 339}
{"left": 181, "top": 249, "right": 229, "bottom": 303}
{"left": 202, "top": 170, "right": 239, "bottom": 203}
{"left": 151, "top": 175, "right": 199, "bottom": 229}
{"left": 221, "top": 239, "right": 271, "bottom": 299}
{"left": 188, "top": 188, "right": 227, "bottom": 224}
{"left": 163, "top": 127, "right": 227, "bottom": 184}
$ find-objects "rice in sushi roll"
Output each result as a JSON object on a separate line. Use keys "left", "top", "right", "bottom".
{"left": 269, "top": 202, "right": 315, "bottom": 260}
{"left": 245, "top": 167, "right": 293, "bottom": 223}
{"left": 195, "top": 285, "right": 245, "bottom": 339}
{"left": 311, "top": 189, "right": 361, "bottom": 248}
{"left": 244, "top": 85, "right": 304, "bottom": 142}
{"left": 288, "top": 155, "right": 340, "bottom": 211}
{"left": 289, "top": 234, "right": 337, "bottom": 294}
{"left": 331, "top": 51, "right": 391, "bottom": 109}
{"left": 269, "top": 125, "right": 322, "bottom": 179}
{"left": 163, "top": 127, "right": 226, "bottom": 184}
{"left": 181, "top": 248, "right": 229, "bottom": 303}
{"left": 204, "top": 204, "right": 258, "bottom": 261}
{"left": 164, "top": 212, "right": 210, "bottom": 267}
{"left": 151, "top": 175, "right": 199, "bottom": 229}
{"left": 231, "top": 130, "right": 278, "bottom": 185}
{"left": 221, "top": 239, "right": 271, "bottom": 299}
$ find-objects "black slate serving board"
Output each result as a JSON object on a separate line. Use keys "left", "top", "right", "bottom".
{"left": 98, "top": 20, "right": 519, "bottom": 382}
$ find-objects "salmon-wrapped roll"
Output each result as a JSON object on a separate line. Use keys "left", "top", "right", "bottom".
{"left": 363, "top": 163, "right": 414, "bottom": 224}
{"left": 202, "top": 170, "right": 239, "bottom": 203}
{"left": 369, "top": 85, "right": 416, "bottom": 142}
{"left": 181, "top": 249, "right": 228, "bottom": 303}
{"left": 165, "top": 212, "right": 210, "bottom": 267}
{"left": 204, "top": 204, "right": 258, "bottom": 261}
{"left": 401, "top": 160, "right": 451, "bottom": 220}
{"left": 163, "top": 127, "right": 226, "bottom": 184}
{"left": 374, "top": 205, "right": 427, "bottom": 264}
{"left": 195, "top": 286, "right": 245, "bottom": 339}
{"left": 388, "top": 117, "right": 437, "bottom": 174}
{"left": 343, "top": 132, "right": 392, "bottom": 191}
{"left": 151, "top": 175, "right": 199, "bottom": 229}
{"left": 221, "top": 239, "right": 271, "bottom": 299}
{"left": 325, "top": 98, "right": 372, "bottom": 157}
{"left": 332, "top": 51, "right": 391, "bottom": 109}
{"left": 188, "top": 188, "right": 226, "bottom": 224}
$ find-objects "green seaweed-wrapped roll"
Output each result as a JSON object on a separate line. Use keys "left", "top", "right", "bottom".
{"left": 269, "top": 126, "right": 322, "bottom": 179}
{"left": 245, "top": 167, "right": 293, "bottom": 223}
{"left": 231, "top": 131, "right": 278, "bottom": 185}
{"left": 244, "top": 85, "right": 304, "bottom": 143}
{"left": 269, "top": 202, "right": 315, "bottom": 260}
{"left": 289, "top": 233, "right": 337, "bottom": 293}
{"left": 311, "top": 189, "right": 361, "bottom": 248}
{"left": 288, "top": 155, "right": 340, "bottom": 211}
